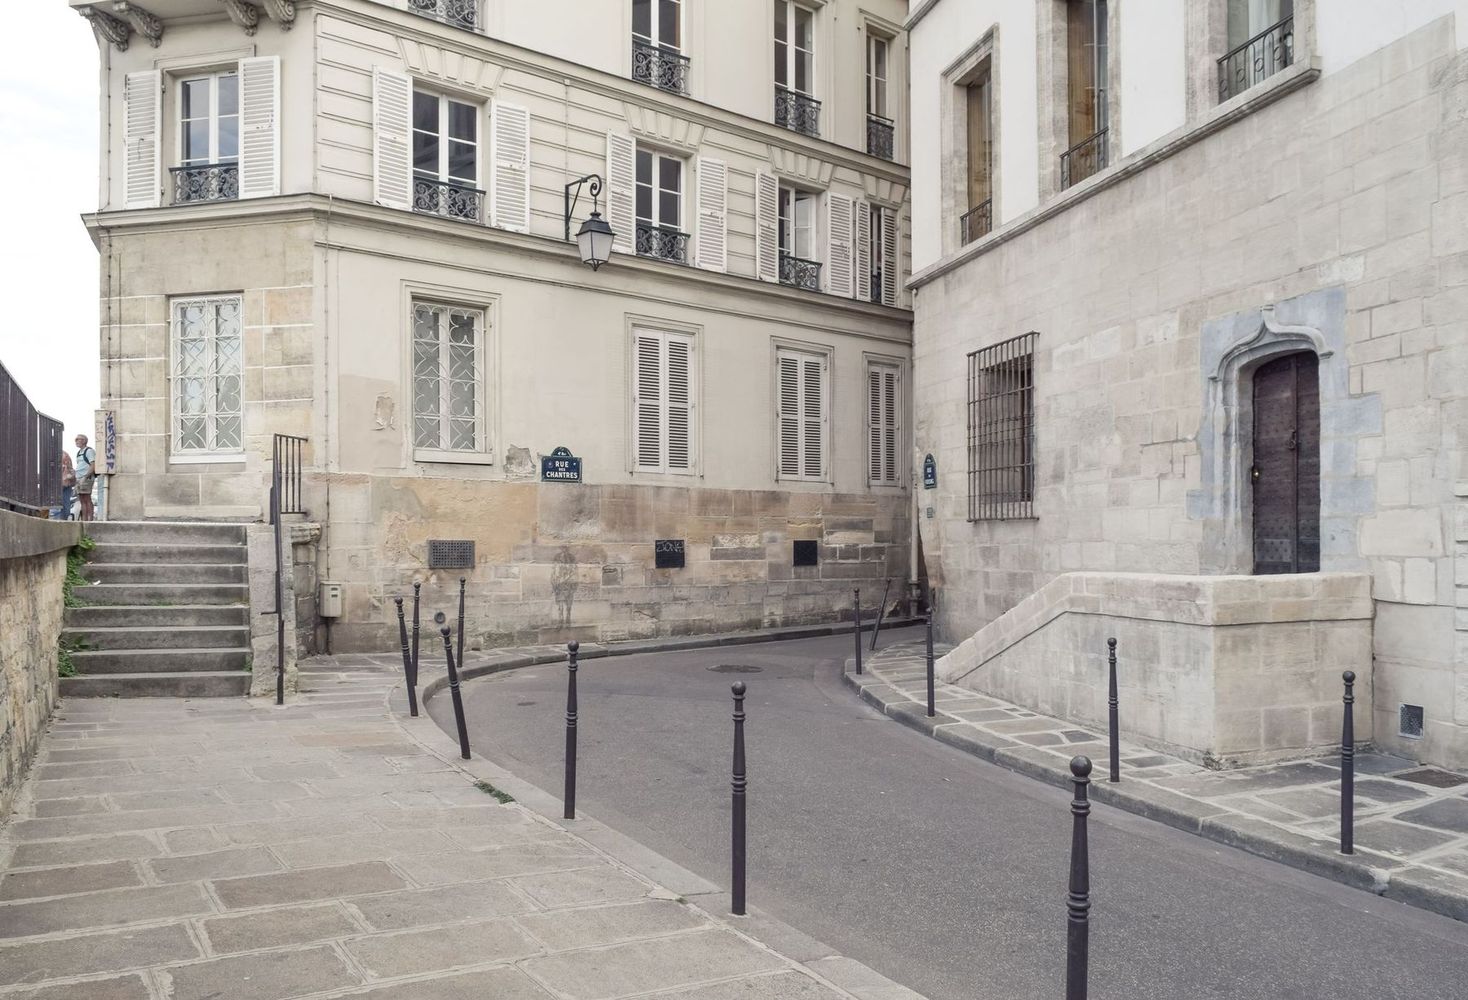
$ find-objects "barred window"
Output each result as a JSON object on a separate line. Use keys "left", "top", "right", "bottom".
{"left": 967, "top": 332, "right": 1037, "bottom": 520}
{"left": 412, "top": 302, "right": 487, "bottom": 459}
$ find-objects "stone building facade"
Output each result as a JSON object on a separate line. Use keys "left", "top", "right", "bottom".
{"left": 908, "top": 1, "right": 1468, "bottom": 767}
{"left": 75, "top": 0, "right": 915, "bottom": 650}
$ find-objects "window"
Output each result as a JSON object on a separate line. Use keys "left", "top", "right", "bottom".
{"left": 171, "top": 296, "right": 243, "bottom": 457}
{"left": 774, "top": 1, "right": 820, "bottom": 136}
{"left": 1219, "top": 0, "right": 1293, "bottom": 101}
{"left": 632, "top": 0, "right": 689, "bottom": 94}
{"left": 868, "top": 204, "right": 886, "bottom": 304}
{"left": 867, "top": 361, "right": 902, "bottom": 487}
{"left": 632, "top": 328, "right": 696, "bottom": 474}
{"left": 635, "top": 147, "right": 688, "bottom": 263}
{"left": 967, "top": 332, "right": 1037, "bottom": 520}
{"left": 412, "top": 90, "right": 482, "bottom": 222}
{"left": 412, "top": 302, "right": 487, "bottom": 459}
{"left": 776, "top": 346, "right": 828, "bottom": 482}
{"left": 962, "top": 70, "right": 993, "bottom": 243}
{"left": 777, "top": 186, "right": 820, "bottom": 290}
{"left": 1062, "top": 0, "right": 1109, "bottom": 188}
{"left": 866, "top": 34, "right": 894, "bottom": 159}
{"left": 174, "top": 71, "right": 239, "bottom": 203}
{"left": 867, "top": 204, "right": 898, "bottom": 306}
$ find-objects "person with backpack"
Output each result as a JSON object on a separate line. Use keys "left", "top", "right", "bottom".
{"left": 74, "top": 435, "right": 96, "bottom": 522}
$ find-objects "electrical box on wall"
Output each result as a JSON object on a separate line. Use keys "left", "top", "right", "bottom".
{"left": 318, "top": 581, "right": 343, "bottom": 619}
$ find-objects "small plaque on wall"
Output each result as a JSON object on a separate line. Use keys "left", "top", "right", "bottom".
{"left": 655, "top": 539, "right": 685, "bottom": 569}
{"left": 793, "top": 540, "right": 818, "bottom": 566}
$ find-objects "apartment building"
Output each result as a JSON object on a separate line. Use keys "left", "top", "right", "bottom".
{"left": 74, "top": 0, "right": 914, "bottom": 651}
{"left": 908, "top": 1, "right": 1468, "bottom": 767}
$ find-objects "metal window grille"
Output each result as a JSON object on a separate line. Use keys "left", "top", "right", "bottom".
{"left": 1399, "top": 703, "right": 1424, "bottom": 740}
{"left": 428, "top": 539, "right": 476, "bottom": 569}
{"left": 967, "top": 332, "right": 1038, "bottom": 521}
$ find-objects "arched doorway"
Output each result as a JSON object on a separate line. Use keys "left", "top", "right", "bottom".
{"left": 1251, "top": 351, "right": 1320, "bottom": 574}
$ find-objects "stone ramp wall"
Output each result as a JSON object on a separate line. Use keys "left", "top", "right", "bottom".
{"left": 937, "top": 572, "right": 1375, "bottom": 768}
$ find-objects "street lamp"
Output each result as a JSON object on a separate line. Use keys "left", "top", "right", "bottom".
{"left": 564, "top": 173, "right": 615, "bottom": 271}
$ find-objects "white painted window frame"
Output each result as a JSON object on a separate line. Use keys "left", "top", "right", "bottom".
{"left": 634, "top": 144, "right": 685, "bottom": 232}
{"left": 412, "top": 87, "right": 481, "bottom": 188}
{"left": 169, "top": 294, "right": 245, "bottom": 463}
{"left": 410, "top": 298, "right": 493, "bottom": 466}
{"left": 176, "top": 69, "right": 239, "bottom": 167}
{"left": 865, "top": 354, "right": 904, "bottom": 488}
{"left": 773, "top": 339, "right": 832, "bottom": 484}
{"left": 774, "top": 0, "right": 817, "bottom": 97}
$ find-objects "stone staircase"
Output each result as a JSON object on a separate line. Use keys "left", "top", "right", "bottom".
{"left": 62, "top": 522, "right": 252, "bottom": 697}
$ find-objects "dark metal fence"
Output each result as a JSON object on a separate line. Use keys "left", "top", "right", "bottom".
{"left": 778, "top": 252, "right": 822, "bottom": 291}
{"left": 408, "top": 0, "right": 478, "bottom": 31}
{"left": 632, "top": 39, "right": 691, "bottom": 95}
{"left": 967, "top": 332, "right": 1038, "bottom": 521}
{"left": 775, "top": 86, "right": 821, "bottom": 138}
{"left": 961, "top": 199, "right": 992, "bottom": 245}
{"left": 269, "top": 434, "right": 307, "bottom": 704}
{"left": 0, "top": 361, "right": 64, "bottom": 515}
{"left": 866, "top": 114, "right": 895, "bottom": 160}
{"left": 1218, "top": 15, "right": 1293, "bottom": 102}
{"left": 413, "top": 176, "right": 485, "bottom": 224}
{"left": 1060, "top": 128, "right": 1108, "bottom": 189}
{"left": 636, "top": 223, "right": 691, "bottom": 264}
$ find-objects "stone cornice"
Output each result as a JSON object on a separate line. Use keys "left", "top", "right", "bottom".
{"left": 77, "top": 5, "right": 133, "bottom": 50}
{"left": 218, "top": 0, "right": 260, "bottom": 34}
{"left": 112, "top": 2, "right": 163, "bottom": 45}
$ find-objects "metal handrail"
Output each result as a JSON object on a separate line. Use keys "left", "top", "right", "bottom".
{"left": 269, "top": 434, "right": 306, "bottom": 705}
{"left": 961, "top": 199, "right": 993, "bottom": 244}
{"left": 1217, "top": 14, "right": 1293, "bottom": 101}
{"left": 1060, "top": 128, "right": 1108, "bottom": 189}
{"left": 631, "top": 38, "right": 691, "bottom": 95}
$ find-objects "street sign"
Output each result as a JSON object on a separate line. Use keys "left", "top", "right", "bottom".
{"left": 923, "top": 453, "right": 937, "bottom": 489}
{"left": 541, "top": 446, "right": 582, "bottom": 483}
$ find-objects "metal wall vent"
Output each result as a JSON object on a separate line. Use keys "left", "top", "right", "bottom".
{"left": 1399, "top": 703, "right": 1424, "bottom": 740}
{"left": 793, "top": 540, "right": 818, "bottom": 566}
{"left": 428, "top": 539, "right": 475, "bottom": 569}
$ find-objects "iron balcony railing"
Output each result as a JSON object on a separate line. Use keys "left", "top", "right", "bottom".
{"left": 778, "top": 253, "right": 821, "bottom": 291}
{"left": 0, "top": 361, "right": 63, "bottom": 515}
{"left": 631, "top": 39, "right": 691, "bottom": 96}
{"left": 1218, "top": 15, "right": 1294, "bottom": 102}
{"left": 866, "top": 114, "right": 895, "bottom": 160}
{"left": 171, "top": 162, "right": 238, "bottom": 204}
{"left": 961, "top": 199, "right": 993, "bottom": 244}
{"left": 268, "top": 433, "right": 307, "bottom": 705}
{"left": 775, "top": 86, "right": 821, "bottom": 138}
{"left": 1060, "top": 128, "right": 1108, "bottom": 189}
{"left": 635, "top": 222, "right": 691, "bottom": 264}
{"left": 413, "top": 176, "right": 485, "bottom": 224}
{"left": 408, "top": 0, "right": 478, "bottom": 31}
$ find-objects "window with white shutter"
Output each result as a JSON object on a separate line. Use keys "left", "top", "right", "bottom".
{"left": 490, "top": 101, "right": 529, "bottom": 232}
{"left": 174, "top": 69, "right": 239, "bottom": 204}
{"left": 867, "top": 361, "right": 901, "bottom": 486}
{"left": 606, "top": 132, "right": 636, "bottom": 254}
{"left": 855, "top": 200, "right": 872, "bottom": 303}
{"left": 373, "top": 68, "right": 413, "bottom": 210}
{"left": 694, "top": 157, "right": 727, "bottom": 271}
{"left": 124, "top": 70, "right": 162, "bottom": 209}
{"left": 632, "top": 328, "right": 697, "bottom": 475}
{"left": 879, "top": 208, "right": 899, "bottom": 306}
{"left": 824, "top": 192, "right": 854, "bottom": 297}
{"left": 775, "top": 346, "right": 828, "bottom": 482}
{"left": 755, "top": 171, "right": 779, "bottom": 282}
{"left": 239, "top": 56, "right": 280, "bottom": 199}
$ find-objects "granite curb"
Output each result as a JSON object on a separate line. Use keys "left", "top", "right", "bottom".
{"left": 841, "top": 665, "right": 1468, "bottom": 925}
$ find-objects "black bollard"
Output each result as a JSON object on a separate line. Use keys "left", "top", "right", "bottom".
{"left": 869, "top": 577, "right": 892, "bottom": 652}
{"left": 1341, "top": 670, "right": 1355, "bottom": 855}
{"left": 456, "top": 577, "right": 466, "bottom": 677}
{"left": 925, "top": 605, "right": 936, "bottom": 718}
{"left": 438, "top": 622, "right": 470, "bottom": 760}
{"left": 1107, "top": 638, "right": 1120, "bottom": 783}
{"left": 1066, "top": 755, "right": 1092, "bottom": 1000}
{"left": 852, "top": 588, "right": 863, "bottom": 675}
{"left": 564, "top": 641, "right": 579, "bottom": 820}
{"left": 410, "top": 582, "right": 422, "bottom": 687}
{"left": 731, "top": 680, "right": 748, "bottom": 916}
{"left": 394, "top": 597, "right": 418, "bottom": 718}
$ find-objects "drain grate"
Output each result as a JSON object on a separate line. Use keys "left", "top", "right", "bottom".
{"left": 706, "top": 664, "right": 764, "bottom": 674}
{"left": 1394, "top": 767, "right": 1468, "bottom": 788}
{"left": 1399, "top": 703, "right": 1424, "bottom": 739}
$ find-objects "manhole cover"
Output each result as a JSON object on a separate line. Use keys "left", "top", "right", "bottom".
{"left": 1395, "top": 768, "right": 1468, "bottom": 788}
{"left": 706, "top": 664, "right": 764, "bottom": 674}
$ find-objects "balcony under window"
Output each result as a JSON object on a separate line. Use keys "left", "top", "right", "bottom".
{"left": 408, "top": 0, "right": 479, "bottom": 31}
{"left": 775, "top": 86, "right": 821, "bottom": 138}
{"left": 1060, "top": 128, "right": 1108, "bottom": 189}
{"left": 632, "top": 40, "right": 690, "bottom": 96}
{"left": 413, "top": 176, "right": 484, "bottom": 223}
{"left": 866, "top": 114, "right": 895, "bottom": 160}
{"left": 960, "top": 199, "right": 992, "bottom": 245}
{"left": 413, "top": 90, "right": 482, "bottom": 224}
{"left": 636, "top": 223, "right": 691, "bottom": 264}
{"left": 1218, "top": 12, "right": 1294, "bottom": 101}
{"left": 172, "top": 163, "right": 238, "bottom": 204}
{"left": 779, "top": 253, "right": 821, "bottom": 291}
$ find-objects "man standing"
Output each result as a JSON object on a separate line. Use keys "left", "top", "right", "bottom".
{"left": 75, "top": 434, "right": 96, "bottom": 522}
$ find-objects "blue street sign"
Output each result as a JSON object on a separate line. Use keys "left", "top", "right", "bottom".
{"left": 541, "top": 446, "right": 583, "bottom": 483}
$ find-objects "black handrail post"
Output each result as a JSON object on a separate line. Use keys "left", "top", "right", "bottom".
{"left": 869, "top": 578, "right": 891, "bottom": 652}
{"left": 731, "top": 680, "right": 748, "bottom": 916}
{"left": 271, "top": 468, "right": 283, "bottom": 707}
{"left": 394, "top": 597, "right": 418, "bottom": 717}
{"left": 456, "top": 577, "right": 466, "bottom": 675}
{"left": 1066, "top": 755, "right": 1093, "bottom": 1000}
{"left": 439, "top": 624, "right": 470, "bottom": 760}
{"left": 1107, "top": 638, "right": 1120, "bottom": 783}
{"left": 925, "top": 605, "right": 936, "bottom": 718}
{"left": 564, "top": 641, "right": 579, "bottom": 820}
{"left": 1341, "top": 670, "right": 1355, "bottom": 855}
{"left": 410, "top": 582, "right": 421, "bottom": 688}
{"left": 852, "top": 588, "right": 863, "bottom": 675}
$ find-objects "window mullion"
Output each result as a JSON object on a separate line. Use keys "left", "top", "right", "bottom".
{"left": 439, "top": 97, "right": 449, "bottom": 182}
{"left": 438, "top": 314, "right": 451, "bottom": 450}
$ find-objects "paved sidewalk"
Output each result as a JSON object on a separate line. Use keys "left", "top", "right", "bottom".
{"left": 849, "top": 639, "right": 1468, "bottom": 923}
{"left": 0, "top": 654, "right": 922, "bottom": 1000}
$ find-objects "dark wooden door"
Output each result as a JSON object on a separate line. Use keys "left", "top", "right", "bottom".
{"left": 1252, "top": 352, "right": 1320, "bottom": 574}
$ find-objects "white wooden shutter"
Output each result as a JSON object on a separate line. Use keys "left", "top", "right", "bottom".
{"left": 491, "top": 101, "right": 530, "bottom": 232}
{"left": 824, "top": 193, "right": 854, "bottom": 297}
{"left": 123, "top": 70, "right": 161, "bottom": 209}
{"left": 755, "top": 172, "right": 779, "bottom": 282}
{"left": 855, "top": 200, "right": 871, "bottom": 303}
{"left": 775, "top": 349, "right": 826, "bottom": 481}
{"left": 776, "top": 352, "right": 801, "bottom": 479}
{"left": 666, "top": 335, "right": 694, "bottom": 472}
{"left": 606, "top": 132, "right": 636, "bottom": 254}
{"left": 880, "top": 209, "right": 899, "bottom": 306}
{"left": 694, "top": 157, "right": 728, "bottom": 272}
{"left": 372, "top": 68, "right": 412, "bottom": 210}
{"left": 801, "top": 353, "right": 825, "bottom": 479}
{"left": 239, "top": 56, "right": 280, "bottom": 199}
{"left": 634, "top": 332, "right": 663, "bottom": 471}
{"left": 633, "top": 330, "right": 696, "bottom": 474}
{"left": 868, "top": 363, "right": 900, "bottom": 485}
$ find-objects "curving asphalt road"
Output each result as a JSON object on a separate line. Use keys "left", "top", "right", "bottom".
{"left": 430, "top": 627, "right": 1468, "bottom": 1000}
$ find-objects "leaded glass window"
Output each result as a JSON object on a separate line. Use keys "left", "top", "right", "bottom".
{"left": 413, "top": 302, "right": 485, "bottom": 455}
{"left": 171, "top": 296, "right": 243, "bottom": 455}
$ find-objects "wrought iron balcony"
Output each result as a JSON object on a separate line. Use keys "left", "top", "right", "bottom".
{"left": 413, "top": 176, "right": 485, "bottom": 224}
{"left": 1060, "top": 128, "right": 1108, "bottom": 189}
{"left": 635, "top": 223, "right": 691, "bottom": 264}
{"left": 866, "top": 114, "right": 895, "bottom": 160}
{"left": 171, "top": 163, "right": 238, "bottom": 204}
{"left": 1218, "top": 15, "right": 1293, "bottom": 102}
{"left": 775, "top": 86, "right": 821, "bottom": 138}
{"left": 779, "top": 253, "right": 821, "bottom": 291}
{"left": 961, "top": 199, "right": 992, "bottom": 244}
{"left": 632, "top": 39, "right": 690, "bottom": 96}
{"left": 408, "top": 0, "right": 479, "bottom": 31}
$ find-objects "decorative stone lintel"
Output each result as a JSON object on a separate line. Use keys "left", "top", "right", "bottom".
{"left": 77, "top": 5, "right": 132, "bottom": 51}
{"left": 219, "top": 0, "right": 260, "bottom": 35}
{"left": 111, "top": 2, "right": 162, "bottom": 46}
{"left": 260, "top": 0, "right": 296, "bottom": 29}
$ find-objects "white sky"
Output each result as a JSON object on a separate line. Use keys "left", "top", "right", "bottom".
{"left": 0, "top": 5, "right": 100, "bottom": 442}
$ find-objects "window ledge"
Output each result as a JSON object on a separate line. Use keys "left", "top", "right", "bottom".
{"left": 169, "top": 452, "right": 246, "bottom": 465}
{"left": 414, "top": 449, "right": 494, "bottom": 466}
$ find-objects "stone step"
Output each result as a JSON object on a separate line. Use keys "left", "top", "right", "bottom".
{"left": 81, "top": 563, "right": 247, "bottom": 585}
{"left": 64, "top": 625, "right": 249, "bottom": 650}
{"left": 61, "top": 671, "right": 250, "bottom": 698}
{"left": 65, "top": 604, "right": 250, "bottom": 628}
{"left": 86, "top": 543, "right": 245, "bottom": 565}
{"left": 69, "top": 583, "right": 249, "bottom": 607}
{"left": 69, "top": 647, "right": 250, "bottom": 674}
{"left": 87, "top": 520, "right": 249, "bottom": 546}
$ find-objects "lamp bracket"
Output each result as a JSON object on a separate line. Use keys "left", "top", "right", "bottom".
{"left": 564, "top": 174, "right": 605, "bottom": 242}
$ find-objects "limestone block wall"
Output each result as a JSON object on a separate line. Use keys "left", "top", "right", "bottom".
{"left": 938, "top": 572, "right": 1374, "bottom": 768}
{"left": 0, "top": 513, "right": 80, "bottom": 821}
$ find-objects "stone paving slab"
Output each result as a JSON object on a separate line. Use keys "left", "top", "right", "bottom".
{"left": 0, "top": 647, "right": 928, "bottom": 1000}
{"left": 849, "top": 640, "right": 1468, "bottom": 924}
